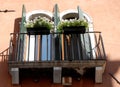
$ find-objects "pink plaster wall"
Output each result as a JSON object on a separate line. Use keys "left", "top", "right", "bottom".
{"left": 0, "top": 0, "right": 120, "bottom": 87}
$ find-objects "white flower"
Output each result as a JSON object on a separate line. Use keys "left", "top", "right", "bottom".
{"left": 24, "top": 16, "right": 54, "bottom": 30}
{"left": 57, "top": 18, "right": 88, "bottom": 31}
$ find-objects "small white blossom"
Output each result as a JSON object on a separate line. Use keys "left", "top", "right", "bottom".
{"left": 57, "top": 18, "right": 88, "bottom": 32}
{"left": 24, "top": 16, "right": 54, "bottom": 30}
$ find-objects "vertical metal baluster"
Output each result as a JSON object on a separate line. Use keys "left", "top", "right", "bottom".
{"left": 38, "top": 35, "right": 40, "bottom": 61}
{"left": 83, "top": 34, "right": 87, "bottom": 60}
{"left": 94, "top": 33, "right": 98, "bottom": 58}
{"left": 88, "top": 33, "right": 93, "bottom": 59}
{"left": 21, "top": 34, "right": 25, "bottom": 62}
{"left": 59, "top": 34, "right": 61, "bottom": 60}
{"left": 71, "top": 34, "right": 74, "bottom": 60}
{"left": 9, "top": 35, "right": 12, "bottom": 61}
{"left": 77, "top": 34, "right": 81, "bottom": 60}
{"left": 51, "top": 34, "right": 55, "bottom": 61}
{"left": 80, "top": 34, "right": 84, "bottom": 60}
{"left": 97, "top": 34, "right": 102, "bottom": 59}
{"left": 41, "top": 35, "right": 43, "bottom": 61}
{"left": 100, "top": 33, "right": 106, "bottom": 59}
{"left": 40, "top": 35, "right": 42, "bottom": 61}
{"left": 19, "top": 34, "right": 22, "bottom": 61}
{"left": 50, "top": 34, "right": 52, "bottom": 61}
{"left": 64, "top": 35, "right": 66, "bottom": 60}
{"left": 61, "top": 34, "right": 64, "bottom": 61}
{"left": 34, "top": 35, "right": 35, "bottom": 61}
{"left": 65, "top": 35, "right": 68, "bottom": 60}
{"left": 28, "top": 34, "right": 30, "bottom": 61}
{"left": 47, "top": 35, "right": 48, "bottom": 61}
{"left": 15, "top": 34, "right": 18, "bottom": 61}
{"left": 35, "top": 35, "right": 39, "bottom": 61}
{"left": 17, "top": 34, "right": 21, "bottom": 61}
{"left": 20, "top": 35, "right": 23, "bottom": 61}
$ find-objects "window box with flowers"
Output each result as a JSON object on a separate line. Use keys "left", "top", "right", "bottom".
{"left": 57, "top": 19, "right": 88, "bottom": 34}
{"left": 24, "top": 16, "right": 54, "bottom": 35}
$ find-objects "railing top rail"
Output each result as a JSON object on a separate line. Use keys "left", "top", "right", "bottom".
{"left": 10, "top": 31, "right": 101, "bottom": 35}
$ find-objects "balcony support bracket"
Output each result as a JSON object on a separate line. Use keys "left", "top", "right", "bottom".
{"left": 10, "top": 68, "right": 19, "bottom": 84}
{"left": 95, "top": 66, "right": 104, "bottom": 83}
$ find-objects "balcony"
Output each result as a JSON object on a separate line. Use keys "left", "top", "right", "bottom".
{"left": 8, "top": 31, "right": 106, "bottom": 84}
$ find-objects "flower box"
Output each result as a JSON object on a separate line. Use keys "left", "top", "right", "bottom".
{"left": 63, "top": 26, "right": 86, "bottom": 34}
{"left": 27, "top": 27, "right": 50, "bottom": 35}
{"left": 57, "top": 19, "right": 88, "bottom": 34}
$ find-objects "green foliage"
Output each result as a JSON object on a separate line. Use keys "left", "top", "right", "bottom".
{"left": 24, "top": 16, "right": 54, "bottom": 30}
{"left": 57, "top": 19, "right": 88, "bottom": 32}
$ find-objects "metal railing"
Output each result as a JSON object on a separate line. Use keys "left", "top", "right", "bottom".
{"left": 8, "top": 32, "right": 106, "bottom": 62}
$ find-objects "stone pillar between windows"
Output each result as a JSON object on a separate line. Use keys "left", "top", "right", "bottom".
{"left": 10, "top": 68, "right": 19, "bottom": 84}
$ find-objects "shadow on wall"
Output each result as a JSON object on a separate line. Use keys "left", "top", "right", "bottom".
{"left": 94, "top": 56, "right": 120, "bottom": 87}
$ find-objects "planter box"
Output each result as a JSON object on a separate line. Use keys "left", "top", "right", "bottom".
{"left": 63, "top": 26, "right": 86, "bottom": 34}
{"left": 27, "top": 27, "right": 50, "bottom": 35}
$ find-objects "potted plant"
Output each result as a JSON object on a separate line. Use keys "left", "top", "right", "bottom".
{"left": 57, "top": 18, "right": 88, "bottom": 34}
{"left": 24, "top": 16, "right": 54, "bottom": 35}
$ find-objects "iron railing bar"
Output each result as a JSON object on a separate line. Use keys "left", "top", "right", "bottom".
{"left": 14, "top": 34, "right": 18, "bottom": 61}
{"left": 79, "top": 34, "right": 83, "bottom": 60}
{"left": 28, "top": 34, "right": 30, "bottom": 61}
{"left": 41, "top": 35, "right": 43, "bottom": 61}
{"left": 19, "top": 39, "right": 22, "bottom": 61}
{"left": 40, "top": 35, "right": 42, "bottom": 61}
{"left": 10, "top": 31, "right": 101, "bottom": 35}
{"left": 97, "top": 34, "right": 102, "bottom": 59}
{"left": 94, "top": 33, "right": 99, "bottom": 59}
{"left": 21, "top": 34, "right": 25, "bottom": 62}
{"left": 64, "top": 35, "right": 68, "bottom": 60}
{"left": 16, "top": 34, "right": 21, "bottom": 61}
{"left": 92, "top": 34, "right": 97, "bottom": 59}
{"left": 59, "top": 34, "right": 62, "bottom": 60}
{"left": 71, "top": 35, "right": 74, "bottom": 60}
{"left": 85, "top": 33, "right": 91, "bottom": 60}
{"left": 88, "top": 33, "right": 93, "bottom": 59}
{"left": 100, "top": 34, "right": 106, "bottom": 59}
{"left": 47, "top": 35, "right": 48, "bottom": 61}
{"left": 9, "top": 31, "right": 106, "bottom": 61}
{"left": 8, "top": 35, "right": 13, "bottom": 61}
{"left": 77, "top": 34, "right": 81, "bottom": 60}
{"left": 51, "top": 34, "right": 55, "bottom": 61}
{"left": 34, "top": 35, "right": 36, "bottom": 61}
{"left": 82, "top": 34, "right": 86, "bottom": 60}
{"left": 92, "top": 33, "right": 101, "bottom": 59}
{"left": 50, "top": 35, "right": 52, "bottom": 61}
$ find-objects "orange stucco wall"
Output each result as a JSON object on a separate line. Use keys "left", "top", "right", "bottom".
{"left": 0, "top": 0, "right": 120, "bottom": 87}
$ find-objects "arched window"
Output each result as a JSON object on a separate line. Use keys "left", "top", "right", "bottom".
{"left": 60, "top": 9, "right": 93, "bottom": 31}
{"left": 25, "top": 10, "right": 53, "bottom": 61}
{"left": 26, "top": 10, "right": 52, "bottom": 21}
{"left": 60, "top": 10, "right": 95, "bottom": 60}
